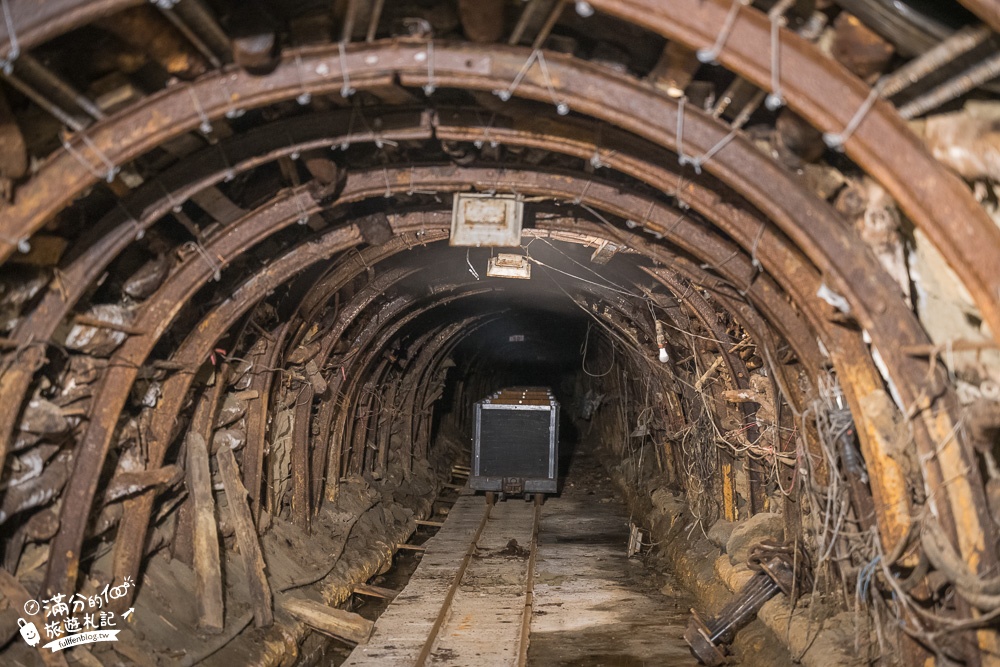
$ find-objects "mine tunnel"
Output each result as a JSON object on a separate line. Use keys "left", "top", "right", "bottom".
{"left": 2, "top": 0, "right": 1000, "bottom": 665}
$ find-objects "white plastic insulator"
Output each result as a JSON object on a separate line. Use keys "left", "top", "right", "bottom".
{"left": 658, "top": 347, "right": 669, "bottom": 363}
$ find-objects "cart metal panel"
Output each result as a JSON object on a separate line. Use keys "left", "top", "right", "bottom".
{"left": 471, "top": 388, "right": 559, "bottom": 494}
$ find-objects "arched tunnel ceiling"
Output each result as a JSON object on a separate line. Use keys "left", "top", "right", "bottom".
{"left": 1, "top": 0, "right": 999, "bottom": 664}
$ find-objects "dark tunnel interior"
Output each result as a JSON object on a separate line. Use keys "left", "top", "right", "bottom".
{"left": 1, "top": 1, "right": 1000, "bottom": 665}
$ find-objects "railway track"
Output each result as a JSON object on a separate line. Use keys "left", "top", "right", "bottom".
{"left": 346, "top": 493, "right": 542, "bottom": 667}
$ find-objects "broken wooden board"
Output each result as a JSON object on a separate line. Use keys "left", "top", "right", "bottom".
{"left": 281, "top": 596, "right": 373, "bottom": 644}
{"left": 218, "top": 444, "right": 273, "bottom": 628}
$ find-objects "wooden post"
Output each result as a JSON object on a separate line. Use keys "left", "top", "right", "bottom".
{"left": 217, "top": 444, "right": 274, "bottom": 628}
{"left": 186, "top": 430, "right": 224, "bottom": 633}
{"left": 291, "top": 384, "right": 314, "bottom": 530}
{"left": 353, "top": 582, "right": 398, "bottom": 600}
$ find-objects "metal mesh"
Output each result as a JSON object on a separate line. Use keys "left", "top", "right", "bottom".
{"left": 477, "top": 409, "right": 551, "bottom": 478}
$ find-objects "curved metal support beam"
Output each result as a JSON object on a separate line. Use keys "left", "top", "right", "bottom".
{"left": 0, "top": 3, "right": 994, "bottom": 343}
{"left": 112, "top": 234, "right": 446, "bottom": 597}
{"left": 586, "top": 0, "right": 1000, "bottom": 339}
{"left": 0, "top": 41, "right": 979, "bottom": 560}
{"left": 43, "top": 164, "right": 910, "bottom": 599}
{"left": 0, "top": 110, "right": 434, "bottom": 466}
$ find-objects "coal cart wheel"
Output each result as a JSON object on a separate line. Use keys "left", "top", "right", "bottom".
{"left": 486, "top": 491, "right": 496, "bottom": 506}
{"left": 534, "top": 493, "right": 545, "bottom": 507}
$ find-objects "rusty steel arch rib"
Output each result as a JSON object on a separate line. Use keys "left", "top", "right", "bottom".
{"left": 0, "top": 42, "right": 949, "bottom": 538}
{"left": 42, "top": 172, "right": 399, "bottom": 594}
{"left": 587, "top": 0, "right": 1000, "bottom": 339}
{"left": 280, "top": 265, "right": 423, "bottom": 525}
{"left": 321, "top": 298, "right": 493, "bottom": 483}
{"left": 0, "top": 39, "right": 982, "bottom": 355}
{"left": 404, "top": 322, "right": 486, "bottom": 461}
{"left": 100, "top": 178, "right": 822, "bottom": 604}
{"left": 0, "top": 11, "right": 991, "bottom": 347}
{"left": 0, "top": 2, "right": 995, "bottom": 340}
{"left": 0, "top": 109, "right": 434, "bottom": 466}
{"left": 46, "top": 163, "right": 905, "bottom": 601}
{"left": 344, "top": 322, "right": 453, "bottom": 476}
{"left": 110, "top": 232, "right": 451, "bottom": 598}
{"left": 0, "top": 42, "right": 974, "bottom": 552}
{"left": 105, "top": 179, "right": 880, "bottom": 616}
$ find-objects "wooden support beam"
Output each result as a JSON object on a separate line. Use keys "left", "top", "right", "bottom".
{"left": 647, "top": 41, "right": 700, "bottom": 98}
{"left": 72, "top": 314, "right": 147, "bottom": 336}
{"left": 291, "top": 384, "right": 315, "bottom": 530}
{"left": 0, "top": 87, "right": 27, "bottom": 191}
{"left": 218, "top": 444, "right": 274, "bottom": 628}
{"left": 395, "top": 543, "right": 426, "bottom": 551}
{"left": 190, "top": 188, "right": 246, "bottom": 225}
{"left": 185, "top": 373, "right": 227, "bottom": 633}
{"left": 103, "top": 465, "right": 183, "bottom": 504}
{"left": 186, "top": 430, "right": 224, "bottom": 633}
{"left": 353, "top": 582, "right": 398, "bottom": 600}
{"left": 901, "top": 340, "right": 999, "bottom": 356}
{"left": 415, "top": 519, "right": 445, "bottom": 527}
{"left": 280, "top": 597, "right": 373, "bottom": 644}
{"left": 171, "top": 494, "right": 195, "bottom": 567}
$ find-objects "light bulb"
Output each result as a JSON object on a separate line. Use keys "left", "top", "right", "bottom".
{"left": 658, "top": 347, "right": 669, "bottom": 363}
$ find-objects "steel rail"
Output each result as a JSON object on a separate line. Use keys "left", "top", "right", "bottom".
{"left": 517, "top": 496, "right": 542, "bottom": 666}
{"left": 413, "top": 499, "right": 493, "bottom": 667}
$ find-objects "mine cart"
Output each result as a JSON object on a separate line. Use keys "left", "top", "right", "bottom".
{"left": 471, "top": 387, "right": 559, "bottom": 499}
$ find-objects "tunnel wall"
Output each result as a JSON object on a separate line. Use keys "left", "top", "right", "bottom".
{"left": 0, "top": 1, "right": 999, "bottom": 665}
